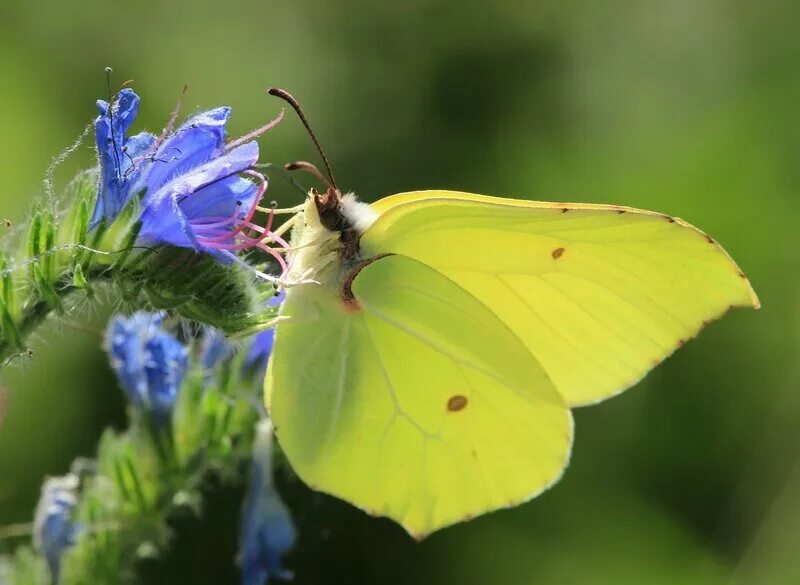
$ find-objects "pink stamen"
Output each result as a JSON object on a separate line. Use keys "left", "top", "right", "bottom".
{"left": 225, "top": 109, "right": 285, "bottom": 152}
{"left": 198, "top": 237, "right": 288, "bottom": 273}
{"left": 161, "top": 84, "right": 189, "bottom": 141}
{"left": 237, "top": 221, "right": 291, "bottom": 250}
{"left": 192, "top": 170, "right": 289, "bottom": 274}
{"left": 189, "top": 207, "right": 240, "bottom": 230}
{"left": 188, "top": 168, "right": 294, "bottom": 278}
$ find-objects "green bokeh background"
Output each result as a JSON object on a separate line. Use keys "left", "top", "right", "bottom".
{"left": 0, "top": 1, "right": 797, "bottom": 583}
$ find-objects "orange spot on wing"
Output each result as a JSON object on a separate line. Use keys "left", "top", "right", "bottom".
{"left": 343, "top": 298, "right": 361, "bottom": 312}
{"left": 552, "top": 247, "right": 565, "bottom": 260}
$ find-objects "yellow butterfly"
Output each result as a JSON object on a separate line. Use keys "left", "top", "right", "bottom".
{"left": 263, "top": 90, "right": 759, "bottom": 539}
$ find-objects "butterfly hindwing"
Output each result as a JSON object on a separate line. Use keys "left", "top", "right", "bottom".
{"left": 266, "top": 253, "right": 572, "bottom": 537}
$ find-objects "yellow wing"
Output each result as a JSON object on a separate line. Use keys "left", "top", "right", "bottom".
{"left": 362, "top": 190, "right": 759, "bottom": 407}
{"left": 267, "top": 254, "right": 572, "bottom": 537}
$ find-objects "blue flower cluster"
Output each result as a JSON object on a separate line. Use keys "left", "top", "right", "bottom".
{"left": 91, "top": 89, "right": 282, "bottom": 264}
{"left": 33, "top": 473, "right": 82, "bottom": 582}
{"left": 106, "top": 312, "right": 188, "bottom": 425}
{"left": 105, "top": 312, "right": 292, "bottom": 583}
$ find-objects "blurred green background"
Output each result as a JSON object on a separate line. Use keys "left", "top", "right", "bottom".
{"left": 0, "top": 0, "right": 797, "bottom": 583}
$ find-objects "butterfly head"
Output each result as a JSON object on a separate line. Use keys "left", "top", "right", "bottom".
{"left": 269, "top": 88, "right": 377, "bottom": 285}
{"left": 313, "top": 186, "right": 346, "bottom": 231}
{"left": 304, "top": 186, "right": 377, "bottom": 236}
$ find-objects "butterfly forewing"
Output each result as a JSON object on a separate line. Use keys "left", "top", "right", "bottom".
{"left": 361, "top": 191, "right": 759, "bottom": 406}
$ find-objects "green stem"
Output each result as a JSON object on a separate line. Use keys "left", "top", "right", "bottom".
{"left": 0, "top": 268, "right": 112, "bottom": 364}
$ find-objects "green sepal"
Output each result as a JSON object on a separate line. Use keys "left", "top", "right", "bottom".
{"left": 74, "top": 197, "right": 90, "bottom": 246}
{"left": 80, "top": 218, "right": 107, "bottom": 275}
{"left": 27, "top": 211, "right": 42, "bottom": 282}
{"left": 0, "top": 295, "right": 22, "bottom": 349}
{"left": 0, "top": 253, "right": 13, "bottom": 310}
{"left": 144, "top": 286, "right": 194, "bottom": 310}
{"left": 42, "top": 211, "right": 56, "bottom": 281}
{"left": 72, "top": 263, "right": 88, "bottom": 289}
{"left": 32, "top": 262, "right": 64, "bottom": 313}
{"left": 111, "top": 219, "right": 143, "bottom": 271}
{"left": 27, "top": 211, "right": 42, "bottom": 259}
{"left": 72, "top": 197, "right": 90, "bottom": 268}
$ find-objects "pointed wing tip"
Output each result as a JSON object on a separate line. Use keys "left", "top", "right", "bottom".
{"left": 736, "top": 272, "right": 761, "bottom": 310}
{"left": 746, "top": 286, "right": 761, "bottom": 310}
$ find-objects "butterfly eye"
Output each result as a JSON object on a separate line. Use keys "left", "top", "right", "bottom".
{"left": 314, "top": 188, "right": 345, "bottom": 231}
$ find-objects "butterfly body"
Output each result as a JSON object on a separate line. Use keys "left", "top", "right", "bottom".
{"left": 285, "top": 189, "right": 377, "bottom": 289}
{"left": 267, "top": 189, "right": 758, "bottom": 537}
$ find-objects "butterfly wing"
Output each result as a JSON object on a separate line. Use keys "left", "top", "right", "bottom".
{"left": 266, "top": 254, "right": 572, "bottom": 537}
{"left": 361, "top": 190, "right": 759, "bottom": 407}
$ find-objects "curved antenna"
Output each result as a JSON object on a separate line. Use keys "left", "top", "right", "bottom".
{"left": 267, "top": 88, "right": 338, "bottom": 191}
{"left": 284, "top": 161, "right": 333, "bottom": 190}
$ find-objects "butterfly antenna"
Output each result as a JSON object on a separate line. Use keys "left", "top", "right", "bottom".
{"left": 284, "top": 161, "right": 333, "bottom": 190}
{"left": 267, "top": 88, "right": 338, "bottom": 191}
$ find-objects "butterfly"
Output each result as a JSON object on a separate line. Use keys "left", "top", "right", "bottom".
{"left": 263, "top": 90, "right": 760, "bottom": 539}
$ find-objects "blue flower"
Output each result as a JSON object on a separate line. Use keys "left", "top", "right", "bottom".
{"left": 244, "top": 330, "right": 275, "bottom": 376}
{"left": 200, "top": 327, "right": 234, "bottom": 372}
{"left": 106, "top": 312, "right": 189, "bottom": 425}
{"left": 90, "top": 89, "right": 156, "bottom": 228}
{"left": 135, "top": 136, "right": 263, "bottom": 258}
{"left": 33, "top": 473, "right": 82, "bottom": 582}
{"left": 90, "top": 87, "right": 285, "bottom": 266}
{"left": 239, "top": 420, "right": 295, "bottom": 585}
{"left": 199, "top": 327, "right": 236, "bottom": 388}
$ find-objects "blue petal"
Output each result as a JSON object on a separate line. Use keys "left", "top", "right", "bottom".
{"left": 108, "top": 315, "right": 154, "bottom": 408}
{"left": 34, "top": 475, "right": 81, "bottom": 581}
{"left": 138, "top": 142, "right": 259, "bottom": 251}
{"left": 245, "top": 330, "right": 275, "bottom": 372}
{"left": 91, "top": 89, "right": 156, "bottom": 228}
{"left": 240, "top": 421, "right": 295, "bottom": 585}
{"left": 134, "top": 107, "right": 232, "bottom": 195}
{"left": 106, "top": 312, "right": 187, "bottom": 425}
{"left": 181, "top": 175, "right": 259, "bottom": 223}
{"left": 137, "top": 192, "right": 200, "bottom": 250}
{"left": 143, "top": 333, "right": 188, "bottom": 423}
{"left": 201, "top": 329, "right": 234, "bottom": 372}
{"left": 126, "top": 132, "right": 157, "bottom": 159}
